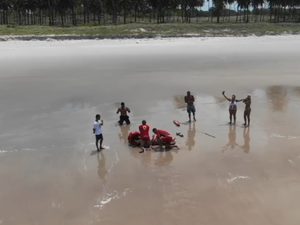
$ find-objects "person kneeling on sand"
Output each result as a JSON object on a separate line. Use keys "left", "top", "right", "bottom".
{"left": 152, "top": 128, "right": 174, "bottom": 150}
{"left": 127, "top": 131, "right": 141, "bottom": 146}
{"left": 139, "top": 120, "right": 151, "bottom": 153}
{"left": 117, "top": 102, "right": 131, "bottom": 125}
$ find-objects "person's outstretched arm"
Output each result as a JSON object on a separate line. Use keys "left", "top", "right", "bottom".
{"left": 236, "top": 98, "right": 245, "bottom": 103}
{"left": 222, "top": 91, "right": 231, "bottom": 101}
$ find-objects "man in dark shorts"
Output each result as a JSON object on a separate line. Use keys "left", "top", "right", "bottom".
{"left": 139, "top": 120, "right": 151, "bottom": 153}
{"left": 93, "top": 114, "right": 104, "bottom": 152}
{"left": 184, "top": 91, "right": 196, "bottom": 122}
{"left": 116, "top": 102, "right": 131, "bottom": 125}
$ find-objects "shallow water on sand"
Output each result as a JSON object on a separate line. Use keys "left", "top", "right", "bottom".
{"left": 1, "top": 36, "right": 300, "bottom": 225}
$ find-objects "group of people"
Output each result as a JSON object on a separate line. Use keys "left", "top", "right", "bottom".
{"left": 92, "top": 91, "right": 252, "bottom": 152}
{"left": 127, "top": 122, "right": 176, "bottom": 153}
{"left": 93, "top": 102, "right": 177, "bottom": 153}
{"left": 222, "top": 91, "right": 252, "bottom": 126}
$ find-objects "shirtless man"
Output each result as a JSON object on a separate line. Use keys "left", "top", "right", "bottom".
{"left": 242, "top": 95, "right": 251, "bottom": 127}
{"left": 152, "top": 128, "right": 173, "bottom": 150}
{"left": 222, "top": 91, "right": 243, "bottom": 125}
{"left": 184, "top": 91, "right": 196, "bottom": 122}
{"left": 116, "top": 102, "right": 131, "bottom": 125}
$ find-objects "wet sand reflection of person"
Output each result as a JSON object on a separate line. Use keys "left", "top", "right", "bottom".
{"left": 222, "top": 125, "right": 239, "bottom": 153}
{"left": 97, "top": 152, "right": 107, "bottom": 183}
{"left": 266, "top": 85, "right": 288, "bottom": 112}
{"left": 155, "top": 151, "right": 174, "bottom": 167}
{"left": 141, "top": 151, "right": 153, "bottom": 167}
{"left": 186, "top": 122, "right": 196, "bottom": 151}
{"left": 118, "top": 125, "right": 131, "bottom": 144}
{"left": 238, "top": 127, "right": 250, "bottom": 153}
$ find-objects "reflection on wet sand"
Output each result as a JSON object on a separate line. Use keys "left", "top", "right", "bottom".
{"left": 222, "top": 125, "right": 238, "bottom": 152}
{"left": 186, "top": 122, "right": 196, "bottom": 150}
{"left": 292, "top": 86, "right": 300, "bottom": 98}
{"left": 95, "top": 150, "right": 121, "bottom": 210}
{"left": 3, "top": 38, "right": 300, "bottom": 225}
{"left": 155, "top": 151, "right": 174, "bottom": 167}
{"left": 97, "top": 151, "right": 107, "bottom": 183}
{"left": 128, "top": 146, "right": 177, "bottom": 168}
{"left": 238, "top": 127, "right": 250, "bottom": 153}
{"left": 141, "top": 151, "right": 153, "bottom": 167}
{"left": 173, "top": 95, "right": 186, "bottom": 110}
{"left": 118, "top": 125, "right": 131, "bottom": 144}
{"left": 266, "top": 85, "right": 288, "bottom": 112}
{"left": 213, "top": 95, "right": 227, "bottom": 104}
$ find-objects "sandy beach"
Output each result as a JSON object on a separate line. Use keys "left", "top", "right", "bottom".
{"left": 1, "top": 36, "right": 300, "bottom": 225}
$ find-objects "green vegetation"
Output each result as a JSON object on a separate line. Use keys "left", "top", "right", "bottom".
{"left": 1, "top": 0, "right": 300, "bottom": 28}
{"left": 0, "top": 0, "right": 299, "bottom": 38}
{"left": 0, "top": 22, "right": 299, "bottom": 37}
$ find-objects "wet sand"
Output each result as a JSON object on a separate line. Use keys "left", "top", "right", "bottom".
{"left": 1, "top": 36, "right": 300, "bottom": 225}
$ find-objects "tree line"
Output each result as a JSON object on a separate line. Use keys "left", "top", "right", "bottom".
{"left": 0, "top": 0, "right": 300, "bottom": 26}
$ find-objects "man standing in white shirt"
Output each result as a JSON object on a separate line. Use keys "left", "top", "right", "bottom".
{"left": 93, "top": 114, "right": 104, "bottom": 151}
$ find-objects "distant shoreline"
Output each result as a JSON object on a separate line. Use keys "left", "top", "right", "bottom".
{"left": 1, "top": 23, "right": 299, "bottom": 41}
{"left": 1, "top": 32, "right": 299, "bottom": 42}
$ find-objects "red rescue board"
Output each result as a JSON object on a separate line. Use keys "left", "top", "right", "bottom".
{"left": 173, "top": 120, "right": 180, "bottom": 127}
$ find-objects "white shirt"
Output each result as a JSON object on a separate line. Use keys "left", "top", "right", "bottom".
{"left": 93, "top": 121, "right": 102, "bottom": 135}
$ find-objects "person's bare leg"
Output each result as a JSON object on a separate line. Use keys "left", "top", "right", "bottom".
{"left": 243, "top": 111, "right": 247, "bottom": 126}
{"left": 247, "top": 110, "right": 251, "bottom": 126}
{"left": 100, "top": 137, "right": 104, "bottom": 150}
{"left": 95, "top": 139, "right": 99, "bottom": 151}
{"left": 146, "top": 141, "right": 151, "bottom": 151}
{"left": 159, "top": 139, "right": 163, "bottom": 150}
{"left": 233, "top": 113, "right": 236, "bottom": 124}
{"left": 229, "top": 111, "right": 232, "bottom": 124}
{"left": 138, "top": 140, "right": 144, "bottom": 153}
{"left": 188, "top": 111, "right": 191, "bottom": 122}
{"left": 193, "top": 112, "right": 196, "bottom": 121}
{"left": 139, "top": 146, "right": 145, "bottom": 153}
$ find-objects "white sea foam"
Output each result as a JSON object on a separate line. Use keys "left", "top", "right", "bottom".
{"left": 227, "top": 175, "right": 251, "bottom": 183}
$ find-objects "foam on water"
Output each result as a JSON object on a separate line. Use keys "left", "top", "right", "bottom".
{"left": 227, "top": 175, "right": 251, "bottom": 183}
{"left": 270, "top": 133, "right": 300, "bottom": 139}
{"left": 0, "top": 148, "right": 37, "bottom": 155}
{"left": 0, "top": 149, "right": 18, "bottom": 154}
{"left": 227, "top": 173, "right": 251, "bottom": 183}
{"left": 51, "top": 201, "right": 64, "bottom": 208}
{"left": 94, "top": 188, "right": 134, "bottom": 209}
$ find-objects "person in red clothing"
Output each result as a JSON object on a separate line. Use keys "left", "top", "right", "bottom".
{"left": 127, "top": 131, "right": 141, "bottom": 146}
{"left": 152, "top": 128, "right": 173, "bottom": 150}
{"left": 139, "top": 120, "right": 151, "bottom": 153}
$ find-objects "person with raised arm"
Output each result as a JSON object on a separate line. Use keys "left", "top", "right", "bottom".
{"left": 93, "top": 114, "right": 104, "bottom": 151}
{"left": 222, "top": 91, "right": 244, "bottom": 125}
